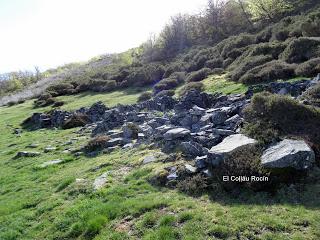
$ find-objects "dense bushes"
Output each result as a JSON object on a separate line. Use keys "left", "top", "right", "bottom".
{"left": 244, "top": 92, "right": 320, "bottom": 150}
{"left": 86, "top": 79, "right": 117, "bottom": 92}
{"left": 240, "top": 60, "right": 295, "bottom": 84}
{"left": 186, "top": 68, "right": 211, "bottom": 82}
{"left": 295, "top": 58, "right": 320, "bottom": 77}
{"left": 300, "top": 83, "right": 320, "bottom": 107}
{"left": 155, "top": 90, "right": 175, "bottom": 97}
{"left": 47, "top": 83, "right": 76, "bottom": 96}
{"left": 62, "top": 113, "right": 90, "bottom": 129}
{"left": 280, "top": 37, "right": 320, "bottom": 63}
{"left": 138, "top": 92, "right": 152, "bottom": 102}
{"left": 84, "top": 135, "right": 110, "bottom": 152}
{"left": 153, "top": 72, "right": 185, "bottom": 93}
{"left": 178, "top": 82, "right": 204, "bottom": 96}
{"left": 216, "top": 146, "right": 270, "bottom": 191}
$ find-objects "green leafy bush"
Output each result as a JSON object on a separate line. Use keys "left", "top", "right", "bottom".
{"left": 154, "top": 78, "right": 179, "bottom": 93}
{"left": 86, "top": 79, "right": 117, "bottom": 92}
{"left": 138, "top": 92, "right": 152, "bottom": 102}
{"left": 295, "top": 58, "right": 320, "bottom": 77}
{"left": 155, "top": 90, "right": 175, "bottom": 97}
{"left": 240, "top": 60, "right": 295, "bottom": 84}
{"left": 47, "top": 83, "right": 75, "bottom": 96}
{"left": 178, "top": 82, "right": 204, "bottom": 96}
{"left": 243, "top": 92, "right": 320, "bottom": 153}
{"left": 186, "top": 68, "right": 211, "bottom": 82}
{"left": 280, "top": 37, "right": 320, "bottom": 63}
{"left": 300, "top": 83, "right": 320, "bottom": 107}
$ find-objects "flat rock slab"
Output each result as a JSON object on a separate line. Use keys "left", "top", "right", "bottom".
{"left": 15, "top": 151, "right": 41, "bottom": 158}
{"left": 164, "top": 128, "right": 191, "bottom": 141}
{"left": 208, "top": 134, "right": 257, "bottom": 166}
{"left": 261, "top": 139, "right": 315, "bottom": 170}
{"left": 40, "top": 159, "right": 63, "bottom": 168}
{"left": 93, "top": 172, "right": 109, "bottom": 190}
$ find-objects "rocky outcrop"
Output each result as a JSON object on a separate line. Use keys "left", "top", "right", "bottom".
{"left": 207, "top": 134, "right": 257, "bottom": 166}
{"left": 261, "top": 139, "right": 315, "bottom": 170}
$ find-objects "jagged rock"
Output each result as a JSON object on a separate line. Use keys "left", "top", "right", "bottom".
{"left": 261, "top": 139, "right": 315, "bottom": 170}
{"left": 208, "top": 134, "right": 257, "bottom": 166}
{"left": 190, "top": 105, "right": 206, "bottom": 116}
{"left": 40, "top": 159, "right": 63, "bottom": 168}
{"left": 15, "top": 151, "right": 41, "bottom": 158}
{"left": 180, "top": 141, "right": 207, "bottom": 157}
{"left": 195, "top": 156, "right": 208, "bottom": 169}
{"left": 122, "top": 123, "right": 139, "bottom": 139}
{"left": 27, "top": 143, "right": 39, "bottom": 148}
{"left": 211, "top": 128, "right": 235, "bottom": 136}
{"left": 164, "top": 128, "right": 191, "bottom": 141}
{"left": 211, "top": 110, "right": 228, "bottom": 125}
{"left": 223, "top": 114, "right": 243, "bottom": 130}
{"left": 85, "top": 101, "right": 109, "bottom": 122}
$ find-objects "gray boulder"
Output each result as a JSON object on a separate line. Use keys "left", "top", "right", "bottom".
{"left": 208, "top": 134, "right": 257, "bottom": 166}
{"left": 164, "top": 128, "right": 191, "bottom": 141}
{"left": 15, "top": 151, "right": 41, "bottom": 158}
{"left": 180, "top": 141, "right": 207, "bottom": 157}
{"left": 261, "top": 139, "right": 315, "bottom": 170}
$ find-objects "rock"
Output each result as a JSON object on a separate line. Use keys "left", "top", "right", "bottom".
{"left": 180, "top": 141, "right": 207, "bottom": 157}
{"left": 74, "top": 151, "right": 84, "bottom": 157}
{"left": 27, "top": 143, "right": 39, "bottom": 148}
{"left": 167, "top": 172, "right": 178, "bottom": 181}
{"left": 195, "top": 155, "right": 208, "bottom": 169}
{"left": 93, "top": 172, "right": 109, "bottom": 190}
{"left": 211, "top": 111, "right": 228, "bottom": 125}
{"left": 208, "top": 134, "right": 257, "bottom": 166}
{"left": 15, "top": 151, "right": 41, "bottom": 158}
{"left": 211, "top": 128, "right": 234, "bottom": 136}
{"left": 142, "top": 155, "right": 157, "bottom": 164}
{"left": 164, "top": 128, "right": 191, "bottom": 141}
{"left": 261, "top": 139, "right": 315, "bottom": 170}
{"left": 190, "top": 105, "right": 206, "bottom": 116}
{"left": 44, "top": 146, "right": 56, "bottom": 153}
{"left": 223, "top": 114, "right": 243, "bottom": 130}
{"left": 185, "top": 164, "right": 197, "bottom": 173}
{"left": 122, "top": 123, "right": 139, "bottom": 139}
{"left": 106, "top": 138, "right": 125, "bottom": 147}
{"left": 40, "top": 159, "right": 63, "bottom": 168}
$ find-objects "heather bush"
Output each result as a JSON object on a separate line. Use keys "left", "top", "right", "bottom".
{"left": 178, "top": 82, "right": 204, "bottom": 96}
{"left": 186, "top": 68, "right": 211, "bottom": 82}
{"left": 138, "top": 92, "right": 152, "bottom": 102}
{"left": 295, "top": 58, "right": 320, "bottom": 77}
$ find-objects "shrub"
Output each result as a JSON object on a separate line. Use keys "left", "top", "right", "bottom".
{"left": 62, "top": 113, "right": 90, "bottom": 129}
{"left": 300, "top": 83, "right": 320, "bottom": 107}
{"left": 229, "top": 55, "right": 273, "bottom": 82}
{"left": 256, "top": 27, "right": 272, "bottom": 43}
{"left": 52, "top": 101, "right": 64, "bottom": 108}
{"left": 211, "top": 68, "right": 224, "bottom": 75}
{"left": 6, "top": 101, "right": 17, "bottom": 107}
{"left": 34, "top": 97, "right": 56, "bottom": 108}
{"left": 295, "top": 58, "right": 320, "bottom": 77}
{"left": 169, "top": 71, "right": 186, "bottom": 83}
{"left": 186, "top": 68, "right": 211, "bottom": 82}
{"left": 87, "top": 79, "right": 117, "bottom": 92}
{"left": 215, "top": 145, "right": 270, "bottom": 191}
{"left": 163, "top": 62, "right": 188, "bottom": 78}
{"left": 84, "top": 135, "right": 110, "bottom": 152}
{"left": 240, "top": 60, "right": 295, "bottom": 84}
{"left": 47, "top": 83, "right": 75, "bottom": 96}
{"left": 243, "top": 92, "right": 320, "bottom": 153}
{"left": 178, "top": 82, "right": 204, "bottom": 96}
{"left": 154, "top": 78, "right": 179, "bottom": 93}
{"left": 176, "top": 174, "right": 210, "bottom": 195}
{"left": 280, "top": 37, "right": 320, "bottom": 63}
{"left": 301, "top": 14, "right": 320, "bottom": 37}
{"left": 155, "top": 90, "right": 175, "bottom": 97}
{"left": 138, "top": 92, "right": 152, "bottom": 102}
{"left": 204, "top": 58, "right": 223, "bottom": 69}
{"left": 221, "top": 34, "right": 255, "bottom": 59}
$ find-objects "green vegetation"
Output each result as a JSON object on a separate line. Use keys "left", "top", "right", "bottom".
{"left": 1, "top": 96, "right": 320, "bottom": 239}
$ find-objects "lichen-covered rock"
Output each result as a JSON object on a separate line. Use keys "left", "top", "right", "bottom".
{"left": 261, "top": 139, "right": 315, "bottom": 170}
{"left": 164, "top": 128, "right": 191, "bottom": 141}
{"left": 208, "top": 134, "right": 257, "bottom": 166}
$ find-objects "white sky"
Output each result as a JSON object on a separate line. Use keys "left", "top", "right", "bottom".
{"left": 0, "top": 0, "right": 207, "bottom": 73}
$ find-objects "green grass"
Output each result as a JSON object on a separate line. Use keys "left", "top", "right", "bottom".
{"left": 1, "top": 89, "right": 320, "bottom": 239}
{"left": 56, "top": 86, "right": 150, "bottom": 110}
{"left": 203, "top": 74, "right": 249, "bottom": 95}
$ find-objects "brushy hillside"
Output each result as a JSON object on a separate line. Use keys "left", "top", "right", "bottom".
{"left": 2, "top": 1, "right": 320, "bottom": 107}
{"left": 1, "top": 91, "right": 320, "bottom": 240}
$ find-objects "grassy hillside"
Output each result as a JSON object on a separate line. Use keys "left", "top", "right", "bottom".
{"left": 1, "top": 91, "right": 320, "bottom": 240}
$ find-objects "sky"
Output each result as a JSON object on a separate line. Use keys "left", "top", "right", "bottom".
{"left": 0, "top": 0, "right": 208, "bottom": 73}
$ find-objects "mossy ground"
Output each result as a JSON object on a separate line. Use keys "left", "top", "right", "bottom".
{"left": 1, "top": 87, "right": 320, "bottom": 239}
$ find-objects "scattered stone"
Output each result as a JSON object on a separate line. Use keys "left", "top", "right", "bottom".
{"left": 261, "top": 139, "right": 315, "bottom": 170}
{"left": 208, "top": 134, "right": 257, "bottom": 166}
{"left": 40, "top": 159, "right": 63, "bottom": 168}
{"left": 142, "top": 155, "right": 157, "bottom": 164}
{"left": 27, "top": 143, "right": 39, "bottom": 148}
{"left": 15, "top": 151, "right": 41, "bottom": 158}
{"left": 195, "top": 155, "right": 208, "bottom": 169}
{"left": 164, "top": 128, "right": 191, "bottom": 141}
{"left": 180, "top": 141, "right": 207, "bottom": 157}
{"left": 74, "top": 151, "right": 84, "bottom": 157}
{"left": 44, "top": 146, "right": 57, "bottom": 153}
